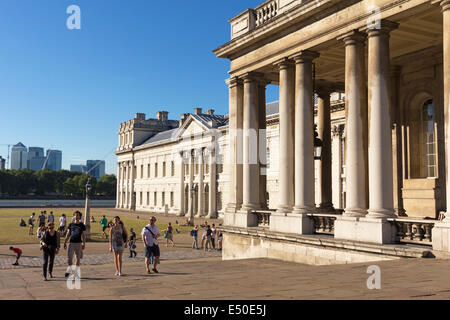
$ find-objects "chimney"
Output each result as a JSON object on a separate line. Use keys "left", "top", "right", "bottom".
{"left": 193, "top": 107, "right": 202, "bottom": 115}
{"left": 205, "top": 109, "right": 215, "bottom": 115}
{"left": 157, "top": 111, "right": 169, "bottom": 122}
{"left": 179, "top": 113, "right": 189, "bottom": 126}
{"left": 135, "top": 113, "right": 146, "bottom": 120}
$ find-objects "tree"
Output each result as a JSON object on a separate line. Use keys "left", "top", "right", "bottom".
{"left": 62, "top": 178, "right": 78, "bottom": 196}
{"left": 96, "top": 174, "right": 117, "bottom": 196}
{"left": 12, "top": 169, "right": 36, "bottom": 195}
{"left": 34, "top": 169, "right": 57, "bottom": 195}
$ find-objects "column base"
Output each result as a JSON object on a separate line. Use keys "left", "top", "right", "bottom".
{"left": 225, "top": 203, "right": 241, "bottom": 214}
{"left": 334, "top": 216, "right": 396, "bottom": 244}
{"left": 343, "top": 208, "right": 367, "bottom": 217}
{"left": 317, "top": 203, "right": 335, "bottom": 214}
{"left": 276, "top": 205, "right": 293, "bottom": 214}
{"left": 176, "top": 210, "right": 185, "bottom": 217}
{"left": 432, "top": 220, "right": 450, "bottom": 252}
{"left": 240, "top": 204, "right": 260, "bottom": 212}
{"left": 366, "top": 208, "right": 396, "bottom": 219}
{"left": 292, "top": 205, "right": 316, "bottom": 215}
{"left": 269, "top": 212, "right": 314, "bottom": 234}
{"left": 205, "top": 212, "right": 217, "bottom": 219}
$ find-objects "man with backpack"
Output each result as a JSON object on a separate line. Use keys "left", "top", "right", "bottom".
{"left": 191, "top": 225, "right": 199, "bottom": 249}
{"left": 141, "top": 216, "right": 160, "bottom": 274}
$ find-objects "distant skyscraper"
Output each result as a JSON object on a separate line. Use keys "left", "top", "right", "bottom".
{"left": 0, "top": 156, "right": 5, "bottom": 170}
{"left": 45, "top": 149, "right": 62, "bottom": 171}
{"left": 11, "top": 142, "right": 28, "bottom": 170}
{"left": 27, "top": 147, "right": 45, "bottom": 171}
{"left": 86, "top": 160, "right": 105, "bottom": 180}
{"left": 70, "top": 164, "right": 87, "bottom": 173}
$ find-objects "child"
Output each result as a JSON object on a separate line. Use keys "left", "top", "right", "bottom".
{"left": 9, "top": 247, "right": 22, "bottom": 266}
{"left": 128, "top": 228, "right": 137, "bottom": 258}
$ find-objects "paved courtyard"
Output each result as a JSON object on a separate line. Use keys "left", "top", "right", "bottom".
{"left": 2, "top": 251, "right": 450, "bottom": 299}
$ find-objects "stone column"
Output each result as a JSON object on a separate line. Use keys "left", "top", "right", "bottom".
{"left": 292, "top": 50, "right": 319, "bottom": 214}
{"left": 187, "top": 150, "right": 194, "bottom": 218}
{"left": 178, "top": 151, "right": 185, "bottom": 216}
{"left": 331, "top": 125, "right": 343, "bottom": 209}
{"left": 365, "top": 21, "right": 398, "bottom": 219}
{"left": 240, "top": 73, "right": 261, "bottom": 212}
{"left": 340, "top": 30, "right": 368, "bottom": 217}
{"left": 275, "top": 59, "right": 295, "bottom": 213}
{"left": 207, "top": 148, "right": 217, "bottom": 218}
{"left": 116, "top": 163, "right": 121, "bottom": 208}
{"left": 258, "top": 81, "right": 268, "bottom": 209}
{"left": 129, "top": 161, "right": 135, "bottom": 210}
{"left": 196, "top": 148, "right": 205, "bottom": 217}
{"left": 224, "top": 78, "right": 244, "bottom": 218}
{"left": 316, "top": 88, "right": 334, "bottom": 213}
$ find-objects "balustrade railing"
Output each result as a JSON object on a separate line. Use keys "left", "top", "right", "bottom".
{"left": 388, "top": 218, "right": 434, "bottom": 246}
{"left": 256, "top": 0, "right": 278, "bottom": 27}
{"left": 255, "top": 210, "right": 271, "bottom": 227}
{"left": 308, "top": 213, "right": 338, "bottom": 235}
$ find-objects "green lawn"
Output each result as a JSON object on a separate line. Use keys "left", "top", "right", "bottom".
{"left": 0, "top": 208, "right": 191, "bottom": 245}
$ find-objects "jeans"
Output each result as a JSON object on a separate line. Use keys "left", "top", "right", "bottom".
{"left": 211, "top": 237, "right": 216, "bottom": 249}
{"left": 43, "top": 248, "right": 56, "bottom": 278}
{"left": 192, "top": 236, "right": 198, "bottom": 249}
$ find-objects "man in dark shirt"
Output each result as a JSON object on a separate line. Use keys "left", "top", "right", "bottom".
{"left": 38, "top": 212, "right": 46, "bottom": 227}
{"left": 64, "top": 211, "right": 86, "bottom": 277}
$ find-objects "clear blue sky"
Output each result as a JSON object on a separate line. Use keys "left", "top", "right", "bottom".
{"left": 0, "top": 0, "right": 278, "bottom": 174}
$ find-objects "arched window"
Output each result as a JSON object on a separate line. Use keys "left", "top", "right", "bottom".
{"left": 422, "top": 99, "right": 436, "bottom": 178}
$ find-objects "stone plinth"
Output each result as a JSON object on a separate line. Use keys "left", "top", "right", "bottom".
{"left": 269, "top": 212, "right": 314, "bottom": 234}
{"left": 432, "top": 221, "right": 450, "bottom": 252}
{"left": 224, "top": 211, "right": 258, "bottom": 228}
{"left": 334, "top": 216, "right": 397, "bottom": 244}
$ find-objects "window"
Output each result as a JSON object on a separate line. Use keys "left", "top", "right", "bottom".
{"left": 147, "top": 164, "right": 150, "bottom": 178}
{"left": 134, "top": 166, "right": 137, "bottom": 179}
{"left": 140, "top": 192, "right": 143, "bottom": 205}
{"left": 162, "top": 192, "right": 165, "bottom": 206}
{"left": 147, "top": 192, "right": 150, "bottom": 206}
{"left": 140, "top": 165, "right": 143, "bottom": 179}
{"left": 206, "top": 163, "right": 209, "bottom": 174}
{"left": 171, "top": 161, "right": 175, "bottom": 176}
{"left": 163, "top": 162, "right": 166, "bottom": 177}
{"left": 154, "top": 192, "right": 157, "bottom": 206}
{"left": 170, "top": 192, "right": 174, "bottom": 207}
{"left": 155, "top": 163, "right": 158, "bottom": 177}
{"left": 185, "top": 164, "right": 189, "bottom": 175}
{"left": 266, "top": 148, "right": 270, "bottom": 169}
{"left": 422, "top": 99, "right": 437, "bottom": 178}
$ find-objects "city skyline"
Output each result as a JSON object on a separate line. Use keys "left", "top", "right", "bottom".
{"left": 0, "top": 0, "right": 275, "bottom": 175}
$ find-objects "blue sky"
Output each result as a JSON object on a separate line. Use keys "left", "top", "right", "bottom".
{"left": 0, "top": 0, "right": 278, "bottom": 174}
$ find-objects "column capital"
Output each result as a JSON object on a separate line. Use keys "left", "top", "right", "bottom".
{"left": 316, "top": 86, "right": 334, "bottom": 98}
{"left": 337, "top": 30, "right": 366, "bottom": 46}
{"left": 431, "top": 0, "right": 450, "bottom": 11}
{"left": 241, "top": 72, "right": 264, "bottom": 82}
{"left": 291, "top": 50, "right": 320, "bottom": 63}
{"left": 360, "top": 20, "right": 399, "bottom": 36}
{"left": 273, "top": 57, "right": 295, "bottom": 70}
{"left": 226, "top": 76, "right": 243, "bottom": 88}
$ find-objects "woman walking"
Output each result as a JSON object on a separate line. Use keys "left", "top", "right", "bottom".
{"left": 109, "top": 216, "right": 128, "bottom": 276}
{"left": 166, "top": 222, "right": 175, "bottom": 247}
{"left": 41, "top": 222, "right": 60, "bottom": 280}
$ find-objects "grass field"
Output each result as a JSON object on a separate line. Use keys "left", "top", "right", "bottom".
{"left": 0, "top": 208, "right": 192, "bottom": 245}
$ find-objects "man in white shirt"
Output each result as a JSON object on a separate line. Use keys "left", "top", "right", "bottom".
{"left": 141, "top": 216, "right": 161, "bottom": 274}
{"left": 59, "top": 214, "right": 66, "bottom": 235}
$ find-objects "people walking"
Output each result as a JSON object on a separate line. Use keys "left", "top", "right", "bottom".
{"left": 217, "top": 230, "right": 223, "bottom": 251}
{"left": 41, "top": 222, "right": 60, "bottom": 280}
{"left": 100, "top": 215, "right": 108, "bottom": 239}
{"left": 64, "top": 211, "right": 86, "bottom": 277}
{"left": 47, "top": 212, "right": 55, "bottom": 224}
{"left": 141, "top": 216, "right": 161, "bottom": 274}
{"left": 37, "top": 225, "right": 46, "bottom": 239}
{"left": 109, "top": 216, "right": 128, "bottom": 276}
{"left": 204, "top": 225, "right": 213, "bottom": 252}
{"left": 9, "top": 246, "right": 22, "bottom": 266}
{"left": 191, "top": 225, "right": 199, "bottom": 249}
{"left": 201, "top": 221, "right": 208, "bottom": 249}
{"left": 38, "top": 212, "right": 46, "bottom": 228}
{"left": 28, "top": 213, "right": 35, "bottom": 235}
{"left": 59, "top": 214, "right": 66, "bottom": 236}
{"left": 166, "top": 222, "right": 175, "bottom": 247}
{"left": 129, "top": 228, "right": 137, "bottom": 258}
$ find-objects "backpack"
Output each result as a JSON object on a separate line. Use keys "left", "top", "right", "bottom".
{"left": 190, "top": 230, "right": 194, "bottom": 236}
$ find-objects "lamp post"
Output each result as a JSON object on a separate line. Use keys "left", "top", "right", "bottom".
{"left": 84, "top": 178, "right": 92, "bottom": 240}
{"left": 189, "top": 184, "right": 195, "bottom": 226}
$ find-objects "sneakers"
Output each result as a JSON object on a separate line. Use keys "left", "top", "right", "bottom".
{"left": 12, "top": 262, "right": 18, "bottom": 266}
{"left": 152, "top": 268, "right": 159, "bottom": 273}
{"left": 64, "top": 272, "right": 70, "bottom": 278}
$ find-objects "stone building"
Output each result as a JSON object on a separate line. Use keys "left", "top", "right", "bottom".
{"left": 211, "top": 0, "right": 450, "bottom": 262}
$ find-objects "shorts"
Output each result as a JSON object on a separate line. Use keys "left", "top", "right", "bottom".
{"left": 68, "top": 243, "right": 83, "bottom": 260}
{"left": 145, "top": 245, "right": 160, "bottom": 258}
{"left": 102, "top": 226, "right": 107, "bottom": 232}
{"left": 59, "top": 226, "right": 65, "bottom": 233}
{"left": 39, "top": 222, "right": 45, "bottom": 227}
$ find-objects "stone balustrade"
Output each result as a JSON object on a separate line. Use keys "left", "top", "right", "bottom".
{"left": 308, "top": 213, "right": 338, "bottom": 235}
{"left": 387, "top": 218, "right": 434, "bottom": 246}
{"left": 255, "top": 210, "right": 272, "bottom": 227}
{"left": 256, "top": 0, "right": 278, "bottom": 27}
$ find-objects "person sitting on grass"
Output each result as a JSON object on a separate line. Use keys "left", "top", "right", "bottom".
{"left": 19, "top": 218, "right": 26, "bottom": 227}
{"left": 9, "top": 247, "right": 22, "bottom": 266}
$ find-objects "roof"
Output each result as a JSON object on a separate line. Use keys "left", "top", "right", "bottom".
{"left": 266, "top": 101, "right": 279, "bottom": 116}
{"left": 141, "top": 128, "right": 179, "bottom": 146}
{"left": 191, "top": 113, "right": 229, "bottom": 129}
